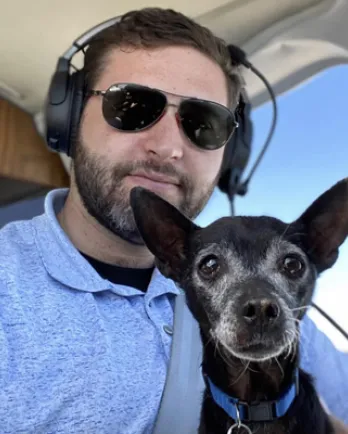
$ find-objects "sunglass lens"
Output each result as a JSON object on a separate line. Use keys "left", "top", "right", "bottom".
{"left": 102, "top": 84, "right": 167, "bottom": 131}
{"left": 178, "top": 99, "right": 236, "bottom": 150}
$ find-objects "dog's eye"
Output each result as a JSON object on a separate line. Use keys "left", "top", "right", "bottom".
{"left": 198, "top": 255, "right": 220, "bottom": 278}
{"left": 282, "top": 255, "right": 304, "bottom": 275}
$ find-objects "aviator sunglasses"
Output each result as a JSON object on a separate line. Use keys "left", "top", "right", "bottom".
{"left": 87, "top": 83, "right": 239, "bottom": 150}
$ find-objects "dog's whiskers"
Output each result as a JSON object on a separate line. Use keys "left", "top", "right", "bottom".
{"left": 219, "top": 346, "right": 238, "bottom": 371}
{"left": 209, "top": 331, "right": 240, "bottom": 372}
{"left": 206, "top": 333, "right": 219, "bottom": 359}
{"left": 290, "top": 305, "right": 310, "bottom": 312}
{"left": 243, "top": 361, "right": 260, "bottom": 373}
{"left": 229, "top": 360, "right": 251, "bottom": 387}
{"left": 280, "top": 223, "right": 292, "bottom": 239}
{"left": 287, "top": 330, "right": 299, "bottom": 362}
{"left": 274, "top": 357, "right": 284, "bottom": 379}
{"left": 284, "top": 330, "right": 298, "bottom": 360}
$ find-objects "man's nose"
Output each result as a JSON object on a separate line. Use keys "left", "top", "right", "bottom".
{"left": 142, "top": 108, "right": 186, "bottom": 160}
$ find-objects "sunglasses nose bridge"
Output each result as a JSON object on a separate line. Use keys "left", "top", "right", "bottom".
{"left": 160, "top": 103, "right": 189, "bottom": 142}
{"left": 165, "top": 101, "right": 180, "bottom": 114}
{"left": 158, "top": 101, "right": 182, "bottom": 127}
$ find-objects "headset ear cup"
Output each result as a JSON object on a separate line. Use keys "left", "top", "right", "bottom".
{"left": 45, "top": 60, "right": 71, "bottom": 154}
{"left": 67, "top": 70, "right": 85, "bottom": 157}
{"left": 218, "top": 90, "right": 253, "bottom": 197}
{"left": 45, "top": 60, "right": 85, "bottom": 156}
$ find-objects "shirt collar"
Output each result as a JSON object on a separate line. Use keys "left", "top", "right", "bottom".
{"left": 33, "top": 188, "right": 180, "bottom": 298}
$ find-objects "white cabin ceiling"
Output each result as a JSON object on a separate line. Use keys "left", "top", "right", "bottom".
{"left": 0, "top": 0, "right": 339, "bottom": 114}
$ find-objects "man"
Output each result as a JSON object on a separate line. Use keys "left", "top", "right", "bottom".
{"left": 0, "top": 7, "right": 347, "bottom": 433}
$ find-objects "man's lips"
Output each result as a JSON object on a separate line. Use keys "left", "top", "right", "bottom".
{"left": 128, "top": 171, "right": 180, "bottom": 185}
{"left": 126, "top": 171, "right": 181, "bottom": 192}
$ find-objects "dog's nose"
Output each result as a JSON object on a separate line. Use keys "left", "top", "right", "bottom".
{"left": 242, "top": 299, "right": 280, "bottom": 325}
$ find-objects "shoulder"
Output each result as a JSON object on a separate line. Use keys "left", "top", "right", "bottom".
{"left": 0, "top": 216, "right": 42, "bottom": 282}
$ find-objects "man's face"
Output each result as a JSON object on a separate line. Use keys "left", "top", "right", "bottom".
{"left": 73, "top": 45, "right": 230, "bottom": 244}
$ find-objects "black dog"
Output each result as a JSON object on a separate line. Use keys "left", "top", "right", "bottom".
{"left": 130, "top": 178, "right": 348, "bottom": 434}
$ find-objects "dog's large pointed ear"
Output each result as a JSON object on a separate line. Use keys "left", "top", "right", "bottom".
{"left": 295, "top": 178, "right": 348, "bottom": 272}
{"left": 130, "top": 187, "right": 200, "bottom": 280}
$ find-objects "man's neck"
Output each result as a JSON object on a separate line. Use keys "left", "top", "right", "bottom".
{"left": 57, "top": 190, "right": 155, "bottom": 268}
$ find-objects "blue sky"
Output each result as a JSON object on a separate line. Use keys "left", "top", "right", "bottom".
{"left": 197, "top": 64, "right": 348, "bottom": 351}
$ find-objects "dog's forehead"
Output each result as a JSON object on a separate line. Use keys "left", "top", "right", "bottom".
{"left": 194, "top": 216, "right": 292, "bottom": 258}
{"left": 199, "top": 216, "right": 288, "bottom": 243}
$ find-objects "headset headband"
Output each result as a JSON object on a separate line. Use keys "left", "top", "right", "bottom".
{"left": 63, "top": 16, "right": 122, "bottom": 61}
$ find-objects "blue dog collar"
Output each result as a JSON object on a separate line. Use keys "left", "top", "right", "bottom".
{"left": 205, "top": 369, "right": 299, "bottom": 422}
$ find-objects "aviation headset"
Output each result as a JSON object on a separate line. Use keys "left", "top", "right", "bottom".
{"left": 44, "top": 13, "right": 348, "bottom": 342}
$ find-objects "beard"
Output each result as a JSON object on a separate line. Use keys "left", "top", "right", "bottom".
{"left": 72, "top": 136, "right": 219, "bottom": 245}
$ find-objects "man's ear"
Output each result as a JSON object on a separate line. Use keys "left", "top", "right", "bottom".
{"left": 130, "top": 187, "right": 200, "bottom": 280}
{"left": 295, "top": 178, "right": 348, "bottom": 272}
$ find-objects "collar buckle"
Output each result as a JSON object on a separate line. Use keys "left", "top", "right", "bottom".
{"left": 240, "top": 400, "right": 277, "bottom": 422}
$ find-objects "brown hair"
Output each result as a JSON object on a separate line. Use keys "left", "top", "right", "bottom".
{"left": 83, "top": 7, "right": 243, "bottom": 109}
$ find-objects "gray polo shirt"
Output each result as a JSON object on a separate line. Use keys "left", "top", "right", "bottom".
{"left": 0, "top": 188, "right": 347, "bottom": 433}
